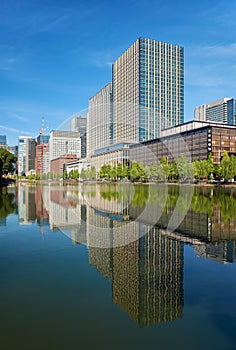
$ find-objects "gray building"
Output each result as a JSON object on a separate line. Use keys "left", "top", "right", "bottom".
{"left": 71, "top": 116, "right": 87, "bottom": 158}
{"left": 112, "top": 37, "right": 184, "bottom": 144}
{"left": 0, "top": 135, "right": 6, "bottom": 146}
{"left": 194, "top": 98, "right": 236, "bottom": 125}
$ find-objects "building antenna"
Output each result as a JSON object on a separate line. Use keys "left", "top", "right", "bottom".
{"left": 39, "top": 117, "right": 49, "bottom": 135}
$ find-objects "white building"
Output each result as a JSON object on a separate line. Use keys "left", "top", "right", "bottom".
{"left": 87, "top": 83, "right": 113, "bottom": 157}
{"left": 18, "top": 136, "right": 33, "bottom": 175}
{"left": 49, "top": 130, "right": 81, "bottom": 162}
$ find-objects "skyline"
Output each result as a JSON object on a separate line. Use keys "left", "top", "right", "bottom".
{"left": 1, "top": 0, "right": 236, "bottom": 145}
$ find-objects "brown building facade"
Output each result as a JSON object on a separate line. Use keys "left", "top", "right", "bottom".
{"left": 50, "top": 154, "right": 77, "bottom": 175}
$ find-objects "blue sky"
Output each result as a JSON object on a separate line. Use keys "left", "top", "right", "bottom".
{"left": 0, "top": 0, "right": 236, "bottom": 145}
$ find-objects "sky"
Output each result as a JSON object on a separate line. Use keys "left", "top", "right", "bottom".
{"left": 0, "top": 0, "right": 236, "bottom": 145}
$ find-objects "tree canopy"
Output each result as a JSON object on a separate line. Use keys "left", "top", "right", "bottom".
{"left": 0, "top": 148, "right": 17, "bottom": 177}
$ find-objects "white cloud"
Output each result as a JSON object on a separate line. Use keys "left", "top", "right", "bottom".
{"left": 0, "top": 125, "right": 32, "bottom": 135}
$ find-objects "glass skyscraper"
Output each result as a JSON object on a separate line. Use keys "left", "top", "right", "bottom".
{"left": 112, "top": 37, "right": 184, "bottom": 144}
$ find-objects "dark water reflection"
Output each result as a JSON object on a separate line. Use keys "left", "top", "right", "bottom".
{"left": 1, "top": 183, "right": 236, "bottom": 350}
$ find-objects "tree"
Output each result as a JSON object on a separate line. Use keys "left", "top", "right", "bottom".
{"left": 90, "top": 166, "right": 96, "bottom": 180}
{"left": 0, "top": 148, "right": 17, "bottom": 177}
{"left": 176, "top": 154, "right": 190, "bottom": 181}
{"left": 110, "top": 166, "right": 117, "bottom": 181}
{"left": 220, "top": 151, "right": 232, "bottom": 181}
{"left": 130, "top": 161, "right": 140, "bottom": 181}
{"left": 149, "top": 161, "right": 158, "bottom": 180}
{"left": 116, "top": 163, "right": 123, "bottom": 179}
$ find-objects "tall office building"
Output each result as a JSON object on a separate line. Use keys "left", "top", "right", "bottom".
{"left": 87, "top": 83, "right": 113, "bottom": 157}
{"left": 25, "top": 138, "right": 36, "bottom": 174}
{"left": 49, "top": 130, "right": 81, "bottom": 162}
{"left": 18, "top": 136, "right": 33, "bottom": 175}
{"left": 71, "top": 116, "right": 87, "bottom": 158}
{"left": 112, "top": 37, "right": 184, "bottom": 144}
{"left": 194, "top": 98, "right": 236, "bottom": 125}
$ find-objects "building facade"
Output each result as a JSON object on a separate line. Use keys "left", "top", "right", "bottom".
{"left": 112, "top": 37, "right": 184, "bottom": 144}
{"left": 50, "top": 154, "right": 77, "bottom": 175}
{"left": 49, "top": 130, "right": 81, "bottom": 163}
{"left": 25, "top": 138, "right": 36, "bottom": 174}
{"left": 18, "top": 136, "right": 33, "bottom": 175}
{"left": 87, "top": 83, "right": 113, "bottom": 157}
{"left": 194, "top": 98, "right": 236, "bottom": 125}
{"left": 0, "top": 135, "right": 6, "bottom": 147}
{"left": 130, "top": 121, "right": 236, "bottom": 166}
{"left": 36, "top": 143, "right": 50, "bottom": 174}
{"left": 71, "top": 116, "right": 87, "bottom": 158}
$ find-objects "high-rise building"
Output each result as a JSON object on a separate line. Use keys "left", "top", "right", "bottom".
{"left": 194, "top": 98, "right": 236, "bottom": 125}
{"left": 49, "top": 130, "right": 81, "bottom": 163}
{"left": 0, "top": 135, "right": 6, "bottom": 147}
{"left": 112, "top": 37, "right": 184, "bottom": 144}
{"left": 18, "top": 136, "right": 33, "bottom": 175}
{"left": 25, "top": 138, "right": 36, "bottom": 174}
{"left": 71, "top": 116, "right": 87, "bottom": 158}
{"left": 36, "top": 143, "right": 50, "bottom": 174}
{"left": 37, "top": 134, "right": 50, "bottom": 145}
{"left": 87, "top": 83, "right": 113, "bottom": 157}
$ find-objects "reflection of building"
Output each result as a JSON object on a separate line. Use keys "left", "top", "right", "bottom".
{"left": 194, "top": 98, "right": 236, "bottom": 125}
{"left": 49, "top": 188, "right": 81, "bottom": 231}
{"left": 112, "top": 226, "right": 184, "bottom": 326}
{"left": 35, "top": 186, "right": 49, "bottom": 230}
{"left": 84, "top": 189, "right": 184, "bottom": 327}
{"left": 194, "top": 241, "right": 236, "bottom": 263}
{"left": 18, "top": 185, "right": 36, "bottom": 224}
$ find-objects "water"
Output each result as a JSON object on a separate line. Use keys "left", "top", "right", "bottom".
{"left": 1, "top": 183, "right": 236, "bottom": 350}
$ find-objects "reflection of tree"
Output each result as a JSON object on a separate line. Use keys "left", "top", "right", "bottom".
{"left": 98, "top": 184, "right": 236, "bottom": 222}
{"left": 0, "top": 187, "right": 17, "bottom": 219}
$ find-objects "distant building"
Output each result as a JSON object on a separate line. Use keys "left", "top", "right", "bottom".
{"left": 0, "top": 135, "right": 6, "bottom": 147}
{"left": 50, "top": 154, "right": 77, "bottom": 176}
{"left": 194, "top": 98, "right": 236, "bottom": 125}
{"left": 71, "top": 116, "right": 87, "bottom": 158}
{"left": 25, "top": 138, "right": 36, "bottom": 175}
{"left": 37, "top": 134, "right": 50, "bottom": 145}
{"left": 49, "top": 130, "right": 81, "bottom": 163}
{"left": 87, "top": 83, "right": 113, "bottom": 157}
{"left": 18, "top": 136, "right": 33, "bottom": 175}
{"left": 36, "top": 143, "right": 50, "bottom": 174}
{"left": 64, "top": 158, "right": 90, "bottom": 175}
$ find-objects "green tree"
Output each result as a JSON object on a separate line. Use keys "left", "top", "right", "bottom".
{"left": 73, "top": 169, "right": 79, "bottom": 179}
{"left": 220, "top": 151, "right": 232, "bottom": 181}
{"left": 149, "top": 161, "right": 158, "bottom": 180}
{"left": 80, "top": 168, "right": 86, "bottom": 180}
{"left": 116, "top": 163, "right": 123, "bottom": 179}
{"left": 0, "top": 148, "right": 17, "bottom": 177}
{"left": 110, "top": 166, "right": 117, "bottom": 181}
{"left": 122, "top": 163, "right": 129, "bottom": 179}
{"left": 130, "top": 161, "right": 140, "bottom": 181}
{"left": 90, "top": 166, "right": 96, "bottom": 180}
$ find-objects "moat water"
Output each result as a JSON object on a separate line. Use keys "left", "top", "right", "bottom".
{"left": 1, "top": 183, "right": 236, "bottom": 350}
